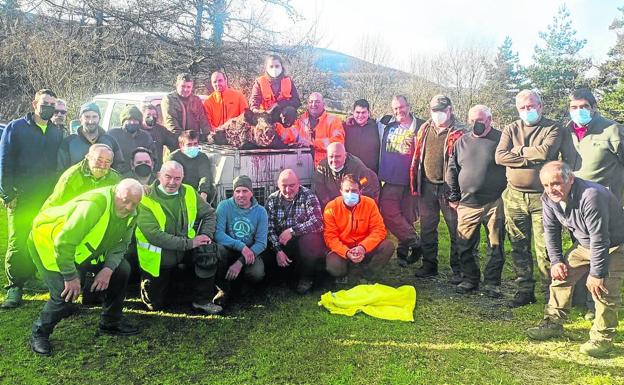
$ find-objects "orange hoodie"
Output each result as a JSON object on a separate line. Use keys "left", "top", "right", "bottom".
{"left": 323, "top": 195, "right": 387, "bottom": 258}
{"left": 203, "top": 88, "right": 249, "bottom": 130}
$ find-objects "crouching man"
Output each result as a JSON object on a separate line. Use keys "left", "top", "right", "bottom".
{"left": 215, "top": 175, "right": 268, "bottom": 301}
{"left": 526, "top": 161, "right": 624, "bottom": 358}
{"left": 265, "top": 169, "right": 325, "bottom": 294}
{"left": 28, "top": 179, "right": 143, "bottom": 356}
{"left": 324, "top": 174, "right": 394, "bottom": 282}
{"left": 136, "top": 161, "right": 221, "bottom": 314}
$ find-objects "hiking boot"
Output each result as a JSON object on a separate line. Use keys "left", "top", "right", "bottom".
{"left": 295, "top": 279, "right": 313, "bottom": 295}
{"left": 584, "top": 310, "right": 595, "bottom": 321}
{"left": 483, "top": 284, "right": 503, "bottom": 299}
{"left": 98, "top": 320, "right": 140, "bottom": 336}
{"left": 192, "top": 301, "right": 223, "bottom": 315}
{"left": 414, "top": 267, "right": 438, "bottom": 278}
{"left": 579, "top": 340, "right": 613, "bottom": 358}
{"left": 1, "top": 286, "right": 23, "bottom": 309}
{"left": 29, "top": 334, "right": 52, "bottom": 356}
{"left": 526, "top": 318, "right": 564, "bottom": 340}
{"left": 449, "top": 272, "right": 463, "bottom": 285}
{"left": 456, "top": 281, "right": 478, "bottom": 294}
{"left": 508, "top": 292, "right": 536, "bottom": 308}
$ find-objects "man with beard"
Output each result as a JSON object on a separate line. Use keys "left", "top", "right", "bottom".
{"left": 0, "top": 89, "right": 64, "bottom": 308}
{"left": 57, "top": 103, "right": 124, "bottom": 172}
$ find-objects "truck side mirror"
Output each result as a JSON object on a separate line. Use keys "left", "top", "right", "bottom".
{"left": 69, "top": 119, "right": 80, "bottom": 134}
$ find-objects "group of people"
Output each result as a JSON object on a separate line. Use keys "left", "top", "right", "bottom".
{"left": 0, "top": 53, "right": 623, "bottom": 359}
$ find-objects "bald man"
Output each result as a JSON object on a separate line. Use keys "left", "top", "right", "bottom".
{"left": 293, "top": 92, "right": 345, "bottom": 166}
{"left": 42, "top": 144, "right": 121, "bottom": 210}
{"left": 526, "top": 161, "right": 624, "bottom": 358}
{"left": 446, "top": 105, "right": 507, "bottom": 297}
{"left": 135, "top": 161, "right": 220, "bottom": 314}
{"left": 29, "top": 179, "right": 143, "bottom": 356}
{"left": 203, "top": 71, "right": 249, "bottom": 130}
{"left": 265, "top": 169, "right": 325, "bottom": 294}
{"left": 313, "top": 142, "right": 379, "bottom": 208}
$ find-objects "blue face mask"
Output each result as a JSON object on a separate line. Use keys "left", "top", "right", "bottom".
{"left": 342, "top": 192, "right": 360, "bottom": 207}
{"left": 519, "top": 109, "right": 540, "bottom": 126}
{"left": 570, "top": 108, "right": 592, "bottom": 126}
{"left": 183, "top": 146, "right": 200, "bottom": 158}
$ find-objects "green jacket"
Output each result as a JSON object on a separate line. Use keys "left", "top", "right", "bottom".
{"left": 42, "top": 159, "right": 121, "bottom": 210}
{"left": 136, "top": 182, "right": 216, "bottom": 269}
{"left": 160, "top": 91, "right": 211, "bottom": 136}
{"left": 562, "top": 113, "right": 624, "bottom": 201}
{"left": 32, "top": 186, "right": 137, "bottom": 281}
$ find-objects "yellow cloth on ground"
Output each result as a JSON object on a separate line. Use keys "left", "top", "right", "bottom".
{"left": 318, "top": 284, "right": 416, "bottom": 322}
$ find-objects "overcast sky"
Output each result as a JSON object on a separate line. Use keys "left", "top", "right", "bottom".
{"left": 285, "top": 0, "right": 621, "bottom": 70}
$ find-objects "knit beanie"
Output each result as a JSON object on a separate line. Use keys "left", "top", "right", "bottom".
{"left": 233, "top": 175, "right": 253, "bottom": 191}
{"left": 120, "top": 105, "right": 143, "bottom": 124}
{"left": 80, "top": 102, "right": 101, "bottom": 117}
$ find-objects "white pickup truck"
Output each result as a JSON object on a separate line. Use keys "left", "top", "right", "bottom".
{"left": 87, "top": 92, "right": 315, "bottom": 203}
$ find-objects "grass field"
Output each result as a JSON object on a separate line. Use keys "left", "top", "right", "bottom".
{"left": 0, "top": 208, "right": 623, "bottom": 385}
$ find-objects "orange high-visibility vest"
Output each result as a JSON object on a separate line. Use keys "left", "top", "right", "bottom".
{"left": 258, "top": 75, "right": 292, "bottom": 111}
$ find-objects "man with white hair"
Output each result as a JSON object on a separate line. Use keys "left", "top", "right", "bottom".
{"left": 42, "top": 143, "right": 120, "bottom": 210}
{"left": 447, "top": 105, "right": 507, "bottom": 297}
{"left": 526, "top": 161, "right": 624, "bottom": 358}
{"left": 135, "top": 160, "right": 220, "bottom": 314}
{"left": 496, "top": 89, "right": 565, "bottom": 307}
{"left": 28, "top": 179, "right": 144, "bottom": 356}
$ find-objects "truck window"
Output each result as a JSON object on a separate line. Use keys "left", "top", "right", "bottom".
{"left": 110, "top": 101, "right": 133, "bottom": 129}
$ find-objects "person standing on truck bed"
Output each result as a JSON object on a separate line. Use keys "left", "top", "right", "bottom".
{"left": 109, "top": 105, "right": 158, "bottom": 174}
{"left": 57, "top": 102, "right": 124, "bottom": 172}
{"left": 249, "top": 54, "right": 301, "bottom": 114}
{"left": 161, "top": 73, "right": 211, "bottom": 140}
{"left": 203, "top": 71, "right": 249, "bottom": 130}
{"left": 167, "top": 130, "right": 215, "bottom": 205}
{"left": 293, "top": 92, "right": 345, "bottom": 166}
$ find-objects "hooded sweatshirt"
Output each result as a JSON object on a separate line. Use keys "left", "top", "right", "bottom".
{"left": 215, "top": 196, "right": 268, "bottom": 258}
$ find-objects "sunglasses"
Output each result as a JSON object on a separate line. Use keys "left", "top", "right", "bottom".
{"left": 54, "top": 110, "right": 67, "bottom": 115}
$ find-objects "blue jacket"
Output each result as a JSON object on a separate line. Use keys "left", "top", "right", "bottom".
{"left": 542, "top": 177, "right": 624, "bottom": 278}
{"left": 215, "top": 196, "right": 268, "bottom": 257}
{"left": 0, "top": 113, "right": 63, "bottom": 202}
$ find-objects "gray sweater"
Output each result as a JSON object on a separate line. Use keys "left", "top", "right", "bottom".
{"left": 542, "top": 177, "right": 624, "bottom": 278}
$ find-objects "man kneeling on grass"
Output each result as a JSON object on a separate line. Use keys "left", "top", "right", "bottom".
{"left": 215, "top": 175, "right": 268, "bottom": 304}
{"left": 28, "top": 179, "right": 143, "bottom": 356}
{"left": 323, "top": 174, "right": 394, "bottom": 283}
{"left": 526, "top": 161, "right": 624, "bottom": 358}
{"left": 136, "top": 161, "right": 221, "bottom": 315}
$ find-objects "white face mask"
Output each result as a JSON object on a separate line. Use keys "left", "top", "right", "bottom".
{"left": 431, "top": 111, "right": 448, "bottom": 127}
{"left": 267, "top": 67, "right": 282, "bottom": 78}
{"left": 157, "top": 184, "right": 179, "bottom": 196}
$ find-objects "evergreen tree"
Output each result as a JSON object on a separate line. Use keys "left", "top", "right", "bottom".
{"left": 598, "top": 6, "right": 624, "bottom": 122}
{"left": 481, "top": 36, "right": 523, "bottom": 126}
{"left": 524, "top": 5, "right": 591, "bottom": 121}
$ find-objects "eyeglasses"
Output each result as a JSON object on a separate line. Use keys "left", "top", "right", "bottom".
{"left": 54, "top": 110, "right": 67, "bottom": 115}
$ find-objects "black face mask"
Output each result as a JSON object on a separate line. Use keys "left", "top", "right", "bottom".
{"left": 134, "top": 163, "right": 152, "bottom": 178}
{"left": 145, "top": 116, "right": 156, "bottom": 127}
{"left": 472, "top": 121, "right": 487, "bottom": 136}
{"left": 39, "top": 105, "right": 55, "bottom": 121}
{"left": 125, "top": 123, "right": 140, "bottom": 134}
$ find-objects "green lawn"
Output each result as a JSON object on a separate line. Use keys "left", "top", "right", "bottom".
{"left": 0, "top": 209, "right": 622, "bottom": 385}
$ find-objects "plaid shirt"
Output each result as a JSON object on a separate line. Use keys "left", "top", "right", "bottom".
{"left": 265, "top": 186, "right": 324, "bottom": 251}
